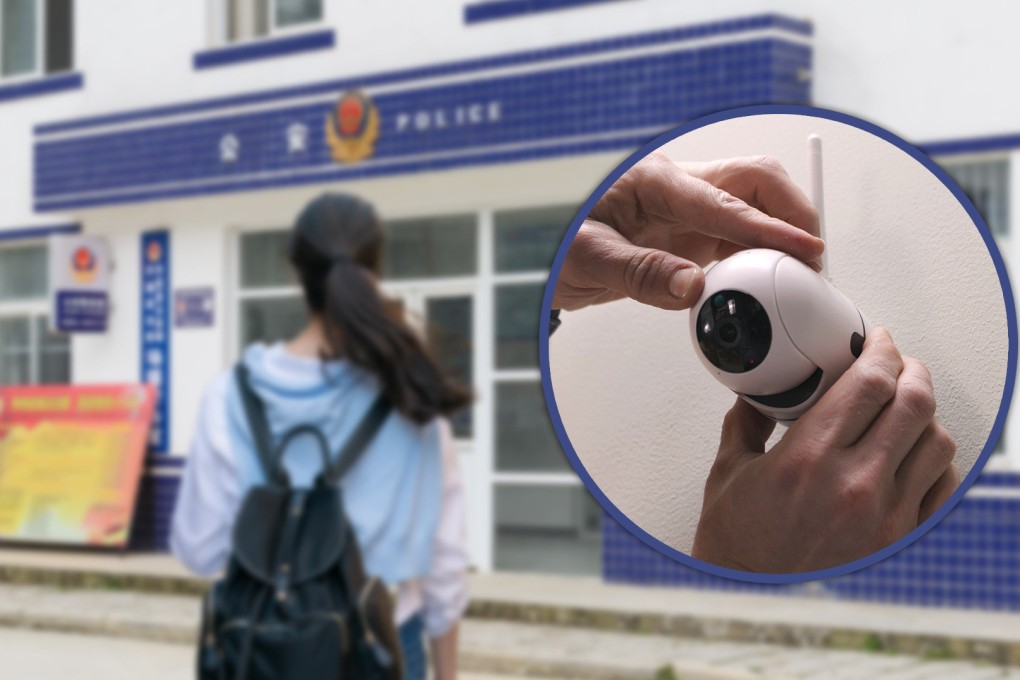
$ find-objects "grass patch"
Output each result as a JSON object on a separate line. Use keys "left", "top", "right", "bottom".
{"left": 861, "top": 634, "right": 884, "bottom": 653}
{"left": 654, "top": 664, "right": 677, "bottom": 680}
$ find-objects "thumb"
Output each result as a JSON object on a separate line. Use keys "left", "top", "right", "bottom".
{"left": 719, "top": 398, "right": 776, "bottom": 459}
{"left": 602, "top": 240, "right": 704, "bottom": 310}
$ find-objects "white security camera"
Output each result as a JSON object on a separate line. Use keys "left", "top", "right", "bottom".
{"left": 688, "top": 248, "right": 869, "bottom": 422}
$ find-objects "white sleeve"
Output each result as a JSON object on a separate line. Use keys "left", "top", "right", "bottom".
{"left": 169, "top": 373, "right": 241, "bottom": 577}
{"left": 421, "top": 419, "right": 470, "bottom": 638}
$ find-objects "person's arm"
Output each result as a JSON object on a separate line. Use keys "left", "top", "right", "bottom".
{"left": 553, "top": 153, "right": 824, "bottom": 311}
{"left": 422, "top": 420, "right": 470, "bottom": 680}
{"left": 692, "top": 328, "right": 959, "bottom": 572}
{"left": 169, "top": 373, "right": 241, "bottom": 577}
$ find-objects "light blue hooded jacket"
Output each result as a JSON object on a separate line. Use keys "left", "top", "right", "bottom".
{"left": 171, "top": 342, "right": 443, "bottom": 586}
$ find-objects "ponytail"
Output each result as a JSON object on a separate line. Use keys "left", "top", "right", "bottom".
{"left": 289, "top": 193, "right": 471, "bottom": 424}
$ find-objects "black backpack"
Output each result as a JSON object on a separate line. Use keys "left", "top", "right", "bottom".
{"left": 197, "top": 363, "right": 403, "bottom": 680}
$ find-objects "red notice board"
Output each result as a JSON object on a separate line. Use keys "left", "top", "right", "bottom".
{"left": 0, "top": 384, "right": 155, "bottom": 547}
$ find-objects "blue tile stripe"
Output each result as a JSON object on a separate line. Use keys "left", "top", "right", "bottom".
{"left": 0, "top": 222, "right": 80, "bottom": 242}
{"left": 35, "top": 38, "right": 811, "bottom": 211}
{"left": 35, "top": 13, "right": 809, "bottom": 136}
{"left": 35, "top": 133, "right": 656, "bottom": 212}
{"left": 146, "top": 456, "right": 185, "bottom": 469}
{"left": 976, "top": 471, "right": 1020, "bottom": 488}
{"left": 604, "top": 492, "right": 1020, "bottom": 611}
{"left": 465, "top": 0, "right": 633, "bottom": 23}
{"left": 128, "top": 473, "right": 180, "bottom": 551}
{"left": 193, "top": 29, "right": 335, "bottom": 70}
{"left": 0, "top": 72, "right": 83, "bottom": 104}
{"left": 920, "top": 133, "right": 1020, "bottom": 157}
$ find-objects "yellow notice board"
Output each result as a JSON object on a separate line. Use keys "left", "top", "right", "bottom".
{"left": 0, "top": 385, "right": 155, "bottom": 547}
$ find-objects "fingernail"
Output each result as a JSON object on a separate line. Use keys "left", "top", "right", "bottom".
{"left": 669, "top": 267, "right": 699, "bottom": 300}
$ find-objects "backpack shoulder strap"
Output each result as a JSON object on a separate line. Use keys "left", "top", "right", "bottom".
{"left": 234, "top": 363, "right": 287, "bottom": 486}
{"left": 325, "top": 394, "right": 392, "bottom": 484}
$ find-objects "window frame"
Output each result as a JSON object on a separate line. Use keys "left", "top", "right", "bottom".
{"left": 215, "top": 0, "right": 325, "bottom": 47}
{"left": 489, "top": 203, "right": 577, "bottom": 483}
{"left": 0, "top": 240, "right": 70, "bottom": 384}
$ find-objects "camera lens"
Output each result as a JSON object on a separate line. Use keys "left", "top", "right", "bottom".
{"left": 716, "top": 319, "right": 740, "bottom": 347}
{"left": 695, "top": 290, "right": 771, "bottom": 373}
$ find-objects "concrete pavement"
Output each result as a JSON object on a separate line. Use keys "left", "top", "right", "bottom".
{"left": 0, "top": 628, "right": 536, "bottom": 680}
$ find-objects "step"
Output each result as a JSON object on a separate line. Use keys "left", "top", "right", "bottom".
{"left": 0, "top": 549, "right": 1018, "bottom": 666}
{"left": 0, "top": 586, "right": 1017, "bottom": 680}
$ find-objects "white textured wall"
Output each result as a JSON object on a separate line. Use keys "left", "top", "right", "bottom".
{"left": 550, "top": 114, "right": 1010, "bottom": 554}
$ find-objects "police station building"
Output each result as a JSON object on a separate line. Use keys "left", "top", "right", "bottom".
{"left": 1, "top": 1, "right": 1018, "bottom": 610}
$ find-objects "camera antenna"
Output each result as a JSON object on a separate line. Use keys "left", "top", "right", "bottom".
{"left": 807, "top": 134, "right": 828, "bottom": 277}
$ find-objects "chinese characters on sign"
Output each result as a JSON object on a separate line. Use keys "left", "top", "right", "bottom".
{"left": 140, "top": 230, "right": 170, "bottom": 454}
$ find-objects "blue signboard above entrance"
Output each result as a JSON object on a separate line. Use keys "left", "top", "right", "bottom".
{"left": 33, "top": 15, "right": 811, "bottom": 211}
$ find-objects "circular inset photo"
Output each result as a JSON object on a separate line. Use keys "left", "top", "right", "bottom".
{"left": 542, "top": 106, "right": 1016, "bottom": 582}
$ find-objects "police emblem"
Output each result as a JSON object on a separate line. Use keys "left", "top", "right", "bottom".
{"left": 325, "top": 90, "right": 379, "bottom": 163}
{"left": 71, "top": 246, "right": 97, "bottom": 283}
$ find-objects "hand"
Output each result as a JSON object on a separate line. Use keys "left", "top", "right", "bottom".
{"left": 553, "top": 153, "right": 824, "bottom": 311}
{"left": 691, "top": 328, "right": 959, "bottom": 573}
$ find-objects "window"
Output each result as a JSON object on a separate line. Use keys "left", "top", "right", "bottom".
{"left": 494, "top": 205, "right": 574, "bottom": 273}
{"left": 491, "top": 205, "right": 600, "bottom": 573}
{"left": 0, "top": 0, "right": 73, "bottom": 80}
{"left": 494, "top": 485, "right": 601, "bottom": 575}
{"left": 237, "top": 231, "right": 304, "bottom": 348}
{"left": 0, "top": 244, "right": 70, "bottom": 385}
{"left": 224, "top": 0, "right": 323, "bottom": 43}
{"left": 944, "top": 159, "right": 1010, "bottom": 238}
{"left": 383, "top": 215, "right": 478, "bottom": 280}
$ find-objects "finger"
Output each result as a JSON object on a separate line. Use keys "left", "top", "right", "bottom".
{"left": 731, "top": 157, "right": 821, "bottom": 238}
{"left": 799, "top": 328, "right": 904, "bottom": 448}
{"left": 896, "top": 421, "right": 957, "bottom": 515}
{"left": 856, "top": 357, "right": 936, "bottom": 471}
{"left": 596, "top": 233, "right": 705, "bottom": 310}
{"left": 918, "top": 464, "right": 960, "bottom": 524}
{"left": 719, "top": 397, "right": 776, "bottom": 460}
{"left": 647, "top": 171, "right": 825, "bottom": 263}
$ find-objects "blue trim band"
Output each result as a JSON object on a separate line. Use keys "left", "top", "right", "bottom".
{"left": 193, "top": 29, "right": 335, "bottom": 70}
{"left": 0, "top": 222, "right": 80, "bottom": 242}
{"left": 465, "top": 0, "right": 631, "bottom": 23}
{"left": 37, "top": 13, "right": 807, "bottom": 135}
{"left": 920, "top": 133, "right": 1020, "bottom": 157}
{"left": 0, "top": 72, "right": 83, "bottom": 104}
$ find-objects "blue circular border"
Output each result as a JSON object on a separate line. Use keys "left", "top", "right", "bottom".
{"left": 539, "top": 104, "right": 1019, "bottom": 585}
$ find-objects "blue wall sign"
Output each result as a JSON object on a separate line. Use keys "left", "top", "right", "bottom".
{"left": 55, "top": 291, "right": 109, "bottom": 332}
{"left": 174, "top": 287, "right": 215, "bottom": 328}
{"left": 140, "top": 230, "right": 171, "bottom": 454}
{"left": 32, "top": 15, "right": 810, "bottom": 211}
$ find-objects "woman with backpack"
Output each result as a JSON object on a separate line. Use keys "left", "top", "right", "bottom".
{"left": 171, "top": 192, "right": 472, "bottom": 680}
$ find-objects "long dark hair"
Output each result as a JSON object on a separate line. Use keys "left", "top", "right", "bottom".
{"left": 289, "top": 192, "right": 471, "bottom": 424}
